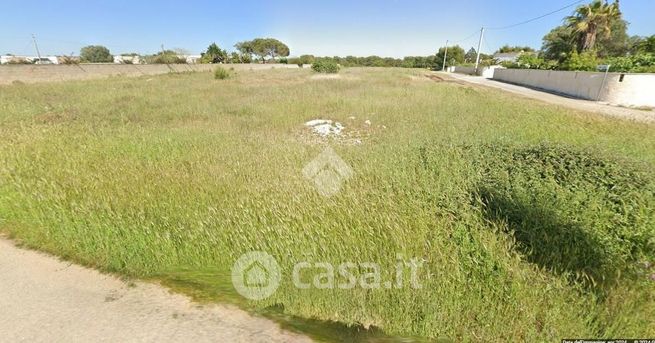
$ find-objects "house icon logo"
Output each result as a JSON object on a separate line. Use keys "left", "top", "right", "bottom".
{"left": 302, "top": 147, "right": 354, "bottom": 197}
{"left": 231, "top": 251, "right": 281, "bottom": 300}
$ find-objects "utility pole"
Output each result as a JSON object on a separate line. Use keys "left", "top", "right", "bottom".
{"left": 596, "top": 64, "right": 611, "bottom": 101}
{"left": 161, "top": 44, "right": 174, "bottom": 71}
{"left": 474, "top": 27, "right": 485, "bottom": 74}
{"left": 442, "top": 40, "right": 449, "bottom": 72}
{"left": 32, "top": 34, "right": 42, "bottom": 63}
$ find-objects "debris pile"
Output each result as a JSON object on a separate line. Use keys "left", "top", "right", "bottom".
{"left": 305, "top": 119, "right": 344, "bottom": 137}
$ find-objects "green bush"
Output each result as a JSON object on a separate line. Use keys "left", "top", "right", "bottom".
{"left": 561, "top": 51, "right": 599, "bottom": 71}
{"left": 311, "top": 59, "right": 340, "bottom": 73}
{"left": 214, "top": 66, "right": 231, "bottom": 80}
{"left": 299, "top": 54, "right": 315, "bottom": 65}
{"left": 80, "top": 45, "right": 113, "bottom": 63}
{"left": 469, "top": 143, "right": 655, "bottom": 288}
{"left": 605, "top": 53, "right": 655, "bottom": 73}
{"left": 503, "top": 53, "right": 549, "bottom": 70}
{"left": 200, "top": 43, "right": 228, "bottom": 64}
{"left": 146, "top": 51, "right": 187, "bottom": 64}
{"left": 501, "top": 50, "right": 655, "bottom": 73}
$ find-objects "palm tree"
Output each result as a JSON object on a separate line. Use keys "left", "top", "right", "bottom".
{"left": 566, "top": 0, "right": 621, "bottom": 52}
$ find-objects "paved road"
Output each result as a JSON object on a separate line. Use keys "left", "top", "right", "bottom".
{"left": 0, "top": 238, "right": 312, "bottom": 343}
{"left": 439, "top": 72, "right": 655, "bottom": 124}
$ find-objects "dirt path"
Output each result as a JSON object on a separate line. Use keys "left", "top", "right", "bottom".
{"left": 438, "top": 72, "right": 655, "bottom": 124}
{"left": 0, "top": 238, "right": 312, "bottom": 343}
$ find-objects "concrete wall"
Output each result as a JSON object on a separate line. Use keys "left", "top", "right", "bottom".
{"left": 493, "top": 68, "right": 655, "bottom": 108}
{"left": 452, "top": 66, "right": 477, "bottom": 75}
{"left": 0, "top": 63, "right": 302, "bottom": 85}
{"left": 602, "top": 73, "right": 655, "bottom": 108}
{"left": 452, "top": 65, "right": 501, "bottom": 78}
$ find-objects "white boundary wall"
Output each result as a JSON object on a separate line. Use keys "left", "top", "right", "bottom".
{"left": 452, "top": 65, "right": 502, "bottom": 78}
{"left": 493, "top": 69, "right": 655, "bottom": 108}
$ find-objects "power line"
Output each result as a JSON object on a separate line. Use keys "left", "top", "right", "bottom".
{"left": 486, "top": 0, "right": 585, "bottom": 30}
{"left": 450, "top": 30, "right": 481, "bottom": 44}
{"left": 482, "top": 36, "right": 493, "bottom": 54}
{"left": 17, "top": 40, "right": 34, "bottom": 55}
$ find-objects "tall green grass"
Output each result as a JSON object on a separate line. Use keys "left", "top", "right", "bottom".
{"left": 0, "top": 68, "right": 653, "bottom": 341}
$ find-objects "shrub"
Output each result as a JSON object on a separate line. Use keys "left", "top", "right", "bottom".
{"left": 515, "top": 53, "right": 546, "bottom": 69}
{"left": 146, "top": 51, "right": 187, "bottom": 64}
{"left": 228, "top": 52, "right": 242, "bottom": 64}
{"left": 80, "top": 45, "right": 113, "bottom": 63}
{"left": 200, "top": 43, "right": 228, "bottom": 64}
{"left": 299, "top": 54, "right": 316, "bottom": 65}
{"left": 214, "top": 66, "right": 231, "bottom": 80}
{"left": 469, "top": 143, "right": 655, "bottom": 289}
{"left": 605, "top": 53, "right": 655, "bottom": 73}
{"left": 634, "top": 35, "right": 655, "bottom": 54}
{"left": 59, "top": 56, "right": 80, "bottom": 65}
{"left": 240, "top": 54, "right": 252, "bottom": 64}
{"left": 6, "top": 57, "right": 31, "bottom": 64}
{"left": 503, "top": 50, "right": 654, "bottom": 73}
{"left": 311, "top": 59, "right": 340, "bottom": 73}
{"left": 561, "top": 50, "right": 599, "bottom": 71}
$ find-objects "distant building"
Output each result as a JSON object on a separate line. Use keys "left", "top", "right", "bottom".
{"left": 114, "top": 55, "right": 141, "bottom": 64}
{"left": 181, "top": 55, "right": 201, "bottom": 64}
{"left": 0, "top": 55, "right": 20, "bottom": 64}
{"left": 0, "top": 55, "right": 59, "bottom": 64}
{"left": 493, "top": 52, "right": 522, "bottom": 63}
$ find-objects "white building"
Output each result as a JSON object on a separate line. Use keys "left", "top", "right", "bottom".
{"left": 493, "top": 52, "right": 522, "bottom": 63}
{"left": 0, "top": 55, "right": 59, "bottom": 64}
{"left": 181, "top": 55, "right": 202, "bottom": 64}
{"left": 114, "top": 55, "right": 141, "bottom": 64}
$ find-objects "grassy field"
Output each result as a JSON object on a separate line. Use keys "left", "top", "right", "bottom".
{"left": 0, "top": 67, "right": 654, "bottom": 341}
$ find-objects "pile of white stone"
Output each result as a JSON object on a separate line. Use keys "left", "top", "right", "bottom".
{"left": 305, "top": 119, "right": 344, "bottom": 137}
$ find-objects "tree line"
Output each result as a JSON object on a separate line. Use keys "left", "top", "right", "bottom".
{"left": 73, "top": 38, "right": 293, "bottom": 65}
{"left": 75, "top": 40, "right": 450, "bottom": 69}
{"left": 67, "top": 2, "right": 655, "bottom": 74}
{"left": 201, "top": 38, "right": 290, "bottom": 64}
{"left": 75, "top": 40, "right": 486, "bottom": 70}
{"left": 200, "top": 41, "right": 450, "bottom": 69}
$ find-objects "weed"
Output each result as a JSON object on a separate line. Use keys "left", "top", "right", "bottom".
{"left": 214, "top": 66, "right": 231, "bottom": 80}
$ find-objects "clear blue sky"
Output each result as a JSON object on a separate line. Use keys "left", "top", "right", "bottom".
{"left": 1, "top": 0, "right": 653, "bottom": 57}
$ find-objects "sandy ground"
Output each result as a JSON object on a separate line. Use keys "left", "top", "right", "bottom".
{"left": 0, "top": 238, "right": 312, "bottom": 343}
{"left": 439, "top": 72, "right": 655, "bottom": 124}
